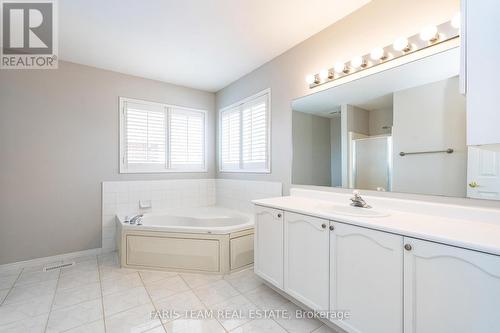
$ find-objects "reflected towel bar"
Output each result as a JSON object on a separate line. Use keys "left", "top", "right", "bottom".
{"left": 399, "top": 148, "right": 454, "bottom": 157}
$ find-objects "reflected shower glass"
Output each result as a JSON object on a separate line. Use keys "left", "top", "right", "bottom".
{"left": 352, "top": 136, "right": 392, "bottom": 192}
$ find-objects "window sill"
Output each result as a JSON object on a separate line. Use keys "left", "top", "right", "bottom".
{"left": 218, "top": 169, "right": 271, "bottom": 174}
{"left": 119, "top": 169, "right": 208, "bottom": 174}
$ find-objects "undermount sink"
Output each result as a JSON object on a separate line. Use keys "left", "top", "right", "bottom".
{"left": 315, "top": 204, "right": 390, "bottom": 218}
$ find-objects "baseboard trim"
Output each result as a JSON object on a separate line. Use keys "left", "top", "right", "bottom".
{"left": 0, "top": 248, "right": 103, "bottom": 272}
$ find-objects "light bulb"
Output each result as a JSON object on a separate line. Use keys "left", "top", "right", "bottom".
{"left": 370, "top": 47, "right": 385, "bottom": 61}
{"left": 393, "top": 37, "right": 410, "bottom": 52}
{"left": 305, "top": 74, "right": 316, "bottom": 85}
{"left": 351, "top": 56, "right": 366, "bottom": 69}
{"left": 451, "top": 13, "right": 460, "bottom": 29}
{"left": 420, "top": 25, "right": 439, "bottom": 42}
{"left": 319, "top": 69, "right": 330, "bottom": 81}
{"left": 334, "top": 62, "right": 346, "bottom": 74}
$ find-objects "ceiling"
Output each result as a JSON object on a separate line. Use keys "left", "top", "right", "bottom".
{"left": 58, "top": 0, "right": 371, "bottom": 92}
{"left": 292, "top": 47, "right": 460, "bottom": 116}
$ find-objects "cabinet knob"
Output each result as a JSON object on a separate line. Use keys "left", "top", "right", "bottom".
{"left": 404, "top": 244, "right": 412, "bottom": 251}
{"left": 329, "top": 225, "right": 334, "bottom": 231}
{"left": 469, "top": 181, "right": 479, "bottom": 188}
{"left": 277, "top": 213, "right": 282, "bottom": 218}
{"left": 321, "top": 223, "right": 327, "bottom": 229}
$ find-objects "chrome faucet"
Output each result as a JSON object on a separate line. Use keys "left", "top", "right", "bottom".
{"left": 129, "top": 214, "right": 143, "bottom": 225}
{"left": 350, "top": 190, "right": 371, "bottom": 208}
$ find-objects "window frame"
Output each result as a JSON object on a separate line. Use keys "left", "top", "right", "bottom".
{"left": 119, "top": 97, "right": 208, "bottom": 174}
{"left": 218, "top": 88, "right": 271, "bottom": 174}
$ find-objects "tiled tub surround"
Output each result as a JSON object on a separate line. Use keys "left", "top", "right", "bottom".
{"left": 0, "top": 252, "right": 338, "bottom": 333}
{"left": 102, "top": 179, "right": 282, "bottom": 252}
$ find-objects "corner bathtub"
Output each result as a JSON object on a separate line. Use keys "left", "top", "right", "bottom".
{"left": 116, "top": 207, "right": 254, "bottom": 274}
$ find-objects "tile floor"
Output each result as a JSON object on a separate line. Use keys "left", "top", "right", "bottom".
{"left": 0, "top": 253, "right": 340, "bottom": 333}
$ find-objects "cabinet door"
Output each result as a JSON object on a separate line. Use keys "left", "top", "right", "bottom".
{"left": 330, "top": 222, "right": 403, "bottom": 333}
{"left": 284, "top": 212, "right": 329, "bottom": 311}
{"left": 466, "top": 0, "right": 500, "bottom": 145}
{"left": 254, "top": 205, "right": 284, "bottom": 289}
{"left": 404, "top": 237, "right": 500, "bottom": 333}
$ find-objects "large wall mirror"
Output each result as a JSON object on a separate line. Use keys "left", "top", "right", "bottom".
{"left": 292, "top": 47, "right": 499, "bottom": 200}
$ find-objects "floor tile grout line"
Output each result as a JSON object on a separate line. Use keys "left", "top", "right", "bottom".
{"left": 138, "top": 271, "right": 169, "bottom": 333}
{"left": 0, "top": 268, "right": 24, "bottom": 306}
{"left": 42, "top": 266, "right": 63, "bottom": 333}
{"left": 47, "top": 256, "right": 104, "bottom": 332}
{"left": 98, "top": 270, "right": 183, "bottom": 322}
{"left": 239, "top": 283, "right": 295, "bottom": 333}
{"left": 96, "top": 260, "right": 184, "bottom": 329}
{"left": 176, "top": 268, "right": 271, "bottom": 332}
{"left": 97, "top": 254, "right": 108, "bottom": 333}
{"left": 205, "top": 274, "right": 266, "bottom": 332}
{"left": 45, "top": 263, "right": 101, "bottom": 313}
{"left": 178, "top": 272, "right": 243, "bottom": 333}
{"left": 57, "top": 320, "right": 103, "bottom": 333}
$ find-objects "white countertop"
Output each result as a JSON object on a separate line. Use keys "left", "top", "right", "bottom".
{"left": 253, "top": 195, "right": 500, "bottom": 256}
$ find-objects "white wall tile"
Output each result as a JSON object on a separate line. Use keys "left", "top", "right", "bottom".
{"left": 101, "top": 179, "right": 281, "bottom": 250}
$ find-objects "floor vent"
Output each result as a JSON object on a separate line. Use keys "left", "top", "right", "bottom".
{"left": 43, "top": 262, "right": 75, "bottom": 271}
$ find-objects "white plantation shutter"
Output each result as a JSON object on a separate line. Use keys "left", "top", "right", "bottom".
{"left": 170, "top": 108, "right": 205, "bottom": 170}
{"left": 124, "top": 101, "right": 166, "bottom": 168}
{"left": 242, "top": 95, "right": 268, "bottom": 170}
{"left": 221, "top": 106, "right": 241, "bottom": 171}
{"left": 219, "top": 90, "right": 270, "bottom": 172}
{"left": 120, "top": 98, "right": 207, "bottom": 173}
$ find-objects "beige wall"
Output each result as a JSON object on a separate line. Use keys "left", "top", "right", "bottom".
{"left": 369, "top": 108, "right": 393, "bottom": 136}
{"left": 0, "top": 61, "right": 215, "bottom": 265}
{"left": 392, "top": 76, "right": 466, "bottom": 197}
{"left": 346, "top": 105, "right": 370, "bottom": 135}
{"left": 215, "top": 0, "right": 459, "bottom": 192}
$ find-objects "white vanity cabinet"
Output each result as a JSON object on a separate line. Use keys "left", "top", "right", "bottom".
{"left": 253, "top": 202, "right": 500, "bottom": 333}
{"left": 330, "top": 222, "right": 403, "bottom": 333}
{"left": 254, "top": 205, "right": 284, "bottom": 288}
{"left": 284, "top": 212, "right": 330, "bottom": 310}
{"left": 403, "top": 237, "right": 500, "bottom": 333}
{"left": 463, "top": 0, "right": 500, "bottom": 145}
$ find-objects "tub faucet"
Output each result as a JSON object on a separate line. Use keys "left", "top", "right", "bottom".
{"left": 350, "top": 190, "right": 371, "bottom": 208}
{"left": 129, "top": 214, "right": 143, "bottom": 225}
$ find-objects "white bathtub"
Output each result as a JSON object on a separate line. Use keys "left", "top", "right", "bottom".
{"left": 116, "top": 206, "right": 255, "bottom": 273}
{"left": 119, "top": 206, "right": 253, "bottom": 234}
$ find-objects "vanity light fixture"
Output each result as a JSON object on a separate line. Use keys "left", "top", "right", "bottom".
{"left": 319, "top": 68, "right": 333, "bottom": 81}
{"left": 351, "top": 56, "right": 367, "bottom": 69}
{"left": 370, "top": 47, "right": 386, "bottom": 61}
{"left": 334, "top": 62, "right": 348, "bottom": 74}
{"left": 306, "top": 18, "right": 460, "bottom": 89}
{"left": 305, "top": 74, "right": 318, "bottom": 85}
{"left": 420, "top": 25, "right": 439, "bottom": 43}
{"left": 393, "top": 37, "right": 411, "bottom": 52}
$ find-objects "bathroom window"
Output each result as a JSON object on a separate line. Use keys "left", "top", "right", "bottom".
{"left": 120, "top": 97, "right": 206, "bottom": 173}
{"left": 219, "top": 89, "right": 271, "bottom": 173}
